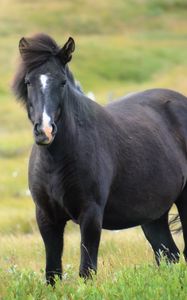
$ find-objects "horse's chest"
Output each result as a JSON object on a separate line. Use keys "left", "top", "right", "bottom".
{"left": 45, "top": 171, "right": 62, "bottom": 200}
{"left": 46, "top": 172, "right": 83, "bottom": 223}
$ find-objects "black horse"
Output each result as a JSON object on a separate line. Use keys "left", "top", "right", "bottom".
{"left": 13, "top": 34, "right": 187, "bottom": 285}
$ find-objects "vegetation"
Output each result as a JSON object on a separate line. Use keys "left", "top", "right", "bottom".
{"left": 1, "top": 261, "right": 187, "bottom": 300}
{"left": 1, "top": 0, "right": 187, "bottom": 298}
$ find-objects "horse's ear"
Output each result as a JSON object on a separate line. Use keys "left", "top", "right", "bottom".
{"left": 19, "top": 37, "right": 29, "bottom": 56}
{"left": 58, "top": 37, "right": 75, "bottom": 65}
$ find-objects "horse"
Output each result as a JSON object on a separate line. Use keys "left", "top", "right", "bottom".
{"left": 12, "top": 33, "right": 187, "bottom": 285}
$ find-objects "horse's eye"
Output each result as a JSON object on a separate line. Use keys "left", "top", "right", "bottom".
{"left": 61, "top": 80, "right": 66, "bottom": 86}
{"left": 25, "top": 79, "right": 31, "bottom": 85}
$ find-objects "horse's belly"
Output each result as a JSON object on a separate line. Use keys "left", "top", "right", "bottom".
{"left": 102, "top": 184, "right": 179, "bottom": 230}
{"left": 102, "top": 215, "right": 146, "bottom": 230}
{"left": 102, "top": 155, "right": 186, "bottom": 230}
{"left": 102, "top": 203, "right": 154, "bottom": 230}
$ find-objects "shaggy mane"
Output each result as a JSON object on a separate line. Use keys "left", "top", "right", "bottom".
{"left": 19, "top": 33, "right": 60, "bottom": 70}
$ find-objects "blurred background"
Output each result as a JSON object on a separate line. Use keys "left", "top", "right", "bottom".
{"left": 0, "top": 0, "right": 186, "bottom": 272}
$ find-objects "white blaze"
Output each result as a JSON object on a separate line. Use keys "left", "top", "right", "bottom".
{"left": 40, "top": 74, "right": 48, "bottom": 93}
{"left": 40, "top": 74, "right": 53, "bottom": 141}
{"left": 42, "top": 107, "right": 51, "bottom": 130}
{"left": 41, "top": 107, "right": 53, "bottom": 141}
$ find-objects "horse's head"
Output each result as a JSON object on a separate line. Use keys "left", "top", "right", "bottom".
{"left": 12, "top": 34, "right": 75, "bottom": 146}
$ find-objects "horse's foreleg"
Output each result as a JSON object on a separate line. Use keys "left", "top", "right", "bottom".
{"left": 36, "top": 207, "right": 66, "bottom": 285}
{"left": 79, "top": 203, "right": 103, "bottom": 279}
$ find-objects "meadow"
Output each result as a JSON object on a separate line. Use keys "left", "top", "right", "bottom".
{"left": 1, "top": 0, "right": 187, "bottom": 298}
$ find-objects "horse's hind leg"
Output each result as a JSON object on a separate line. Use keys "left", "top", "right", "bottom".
{"left": 176, "top": 186, "right": 187, "bottom": 261}
{"left": 141, "top": 212, "right": 180, "bottom": 264}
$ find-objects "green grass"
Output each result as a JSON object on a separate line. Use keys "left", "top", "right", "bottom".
{"left": 1, "top": 0, "right": 187, "bottom": 298}
{"left": 0, "top": 259, "right": 187, "bottom": 299}
{"left": 0, "top": 229, "right": 185, "bottom": 299}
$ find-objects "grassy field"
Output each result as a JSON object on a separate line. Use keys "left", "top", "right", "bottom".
{"left": 1, "top": 0, "right": 187, "bottom": 299}
{"left": 0, "top": 229, "right": 185, "bottom": 299}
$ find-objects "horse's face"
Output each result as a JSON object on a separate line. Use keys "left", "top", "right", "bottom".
{"left": 25, "top": 60, "right": 66, "bottom": 145}
{"left": 17, "top": 35, "right": 75, "bottom": 146}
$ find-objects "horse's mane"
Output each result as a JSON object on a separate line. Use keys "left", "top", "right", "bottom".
{"left": 12, "top": 33, "right": 75, "bottom": 105}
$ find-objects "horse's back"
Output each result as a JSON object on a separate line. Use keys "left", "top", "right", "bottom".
{"left": 105, "top": 88, "right": 187, "bottom": 175}
{"left": 105, "top": 88, "right": 187, "bottom": 146}
{"left": 106, "top": 88, "right": 187, "bottom": 110}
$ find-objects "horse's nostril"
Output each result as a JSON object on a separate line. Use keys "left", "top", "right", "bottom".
{"left": 34, "top": 123, "right": 42, "bottom": 136}
{"left": 51, "top": 123, "right": 57, "bottom": 135}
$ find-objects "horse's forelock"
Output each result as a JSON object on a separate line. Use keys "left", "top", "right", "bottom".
{"left": 19, "top": 33, "right": 60, "bottom": 70}
{"left": 12, "top": 34, "right": 61, "bottom": 104}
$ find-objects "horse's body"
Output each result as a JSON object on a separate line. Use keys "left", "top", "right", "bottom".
{"left": 104, "top": 90, "right": 187, "bottom": 229}
{"left": 13, "top": 34, "right": 187, "bottom": 284}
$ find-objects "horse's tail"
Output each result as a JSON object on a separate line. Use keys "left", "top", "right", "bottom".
{"left": 169, "top": 213, "right": 182, "bottom": 234}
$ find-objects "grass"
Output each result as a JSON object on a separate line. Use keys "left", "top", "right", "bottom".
{"left": 0, "top": 229, "right": 185, "bottom": 299}
{"left": 0, "top": 261, "right": 187, "bottom": 300}
{"left": 1, "top": 0, "right": 187, "bottom": 298}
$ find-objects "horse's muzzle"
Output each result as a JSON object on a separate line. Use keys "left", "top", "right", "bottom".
{"left": 34, "top": 122, "right": 57, "bottom": 145}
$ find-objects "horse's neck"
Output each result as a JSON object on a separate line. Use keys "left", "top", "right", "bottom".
{"left": 45, "top": 85, "right": 97, "bottom": 158}
{"left": 39, "top": 87, "right": 119, "bottom": 169}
